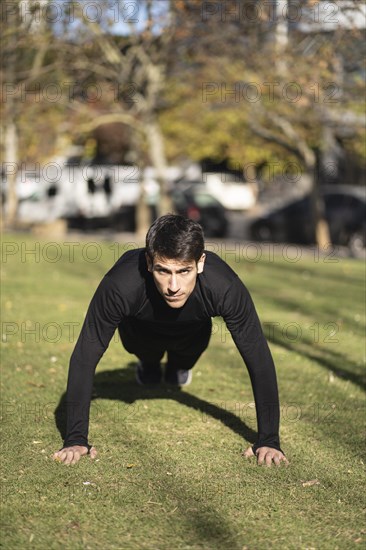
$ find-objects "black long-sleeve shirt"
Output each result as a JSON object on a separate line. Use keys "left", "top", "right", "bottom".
{"left": 64, "top": 249, "right": 282, "bottom": 453}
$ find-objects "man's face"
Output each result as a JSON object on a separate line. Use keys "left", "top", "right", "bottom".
{"left": 146, "top": 253, "right": 205, "bottom": 308}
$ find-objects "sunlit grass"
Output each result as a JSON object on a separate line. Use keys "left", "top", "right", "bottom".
{"left": 1, "top": 233, "right": 365, "bottom": 549}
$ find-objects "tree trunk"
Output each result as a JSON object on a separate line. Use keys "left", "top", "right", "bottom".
{"left": 272, "top": 0, "right": 289, "bottom": 49}
{"left": 270, "top": 0, "right": 289, "bottom": 73}
{"left": 263, "top": 114, "right": 332, "bottom": 251}
{"left": 144, "top": 116, "right": 173, "bottom": 217}
{"left": 4, "top": 121, "right": 19, "bottom": 228}
{"left": 136, "top": 186, "right": 152, "bottom": 238}
{"left": 3, "top": 2, "right": 19, "bottom": 228}
{"left": 308, "top": 164, "right": 332, "bottom": 251}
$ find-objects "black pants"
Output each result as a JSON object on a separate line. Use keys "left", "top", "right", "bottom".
{"left": 118, "top": 318, "right": 212, "bottom": 370}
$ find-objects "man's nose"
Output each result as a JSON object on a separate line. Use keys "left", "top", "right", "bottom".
{"left": 168, "top": 274, "right": 179, "bottom": 293}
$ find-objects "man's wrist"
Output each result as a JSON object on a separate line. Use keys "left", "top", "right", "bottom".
{"left": 252, "top": 441, "right": 283, "bottom": 455}
{"left": 62, "top": 441, "right": 91, "bottom": 452}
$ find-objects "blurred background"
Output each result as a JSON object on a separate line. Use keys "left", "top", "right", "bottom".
{"left": 1, "top": 0, "right": 365, "bottom": 256}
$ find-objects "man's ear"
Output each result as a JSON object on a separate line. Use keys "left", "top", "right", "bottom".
{"left": 197, "top": 253, "right": 206, "bottom": 274}
{"left": 145, "top": 253, "right": 153, "bottom": 272}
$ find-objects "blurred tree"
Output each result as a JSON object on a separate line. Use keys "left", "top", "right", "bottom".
{"left": 159, "top": 0, "right": 365, "bottom": 248}
{"left": 0, "top": 0, "right": 71, "bottom": 227}
{"left": 3, "top": 0, "right": 364, "bottom": 244}
{"left": 53, "top": 0, "right": 179, "bottom": 234}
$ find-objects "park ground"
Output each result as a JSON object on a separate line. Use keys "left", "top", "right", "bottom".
{"left": 1, "top": 233, "right": 365, "bottom": 549}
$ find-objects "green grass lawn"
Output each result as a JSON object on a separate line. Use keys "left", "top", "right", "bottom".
{"left": 1, "top": 234, "right": 365, "bottom": 549}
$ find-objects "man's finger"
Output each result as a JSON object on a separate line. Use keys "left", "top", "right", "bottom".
{"left": 265, "top": 452, "right": 273, "bottom": 467}
{"left": 243, "top": 447, "right": 255, "bottom": 458}
{"left": 70, "top": 451, "right": 81, "bottom": 465}
{"left": 257, "top": 449, "right": 266, "bottom": 465}
{"left": 64, "top": 450, "right": 75, "bottom": 465}
{"left": 89, "top": 446, "right": 97, "bottom": 459}
{"left": 55, "top": 450, "right": 67, "bottom": 463}
{"left": 273, "top": 455, "right": 281, "bottom": 467}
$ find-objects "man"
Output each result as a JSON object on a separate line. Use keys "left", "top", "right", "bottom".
{"left": 53, "top": 214, "right": 288, "bottom": 466}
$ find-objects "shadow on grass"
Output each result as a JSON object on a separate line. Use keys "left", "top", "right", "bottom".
{"left": 253, "top": 256, "right": 365, "bottom": 286}
{"left": 266, "top": 326, "right": 366, "bottom": 391}
{"left": 265, "top": 292, "right": 364, "bottom": 336}
{"left": 54, "top": 363, "right": 257, "bottom": 445}
{"left": 54, "top": 363, "right": 256, "bottom": 549}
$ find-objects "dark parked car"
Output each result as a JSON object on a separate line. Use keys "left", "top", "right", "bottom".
{"left": 250, "top": 186, "right": 366, "bottom": 257}
{"left": 172, "top": 185, "right": 228, "bottom": 238}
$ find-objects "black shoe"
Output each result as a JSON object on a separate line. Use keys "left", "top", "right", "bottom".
{"left": 164, "top": 364, "right": 192, "bottom": 387}
{"left": 135, "top": 361, "right": 162, "bottom": 385}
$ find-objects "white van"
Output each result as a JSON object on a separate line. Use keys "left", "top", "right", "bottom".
{"left": 203, "top": 172, "right": 257, "bottom": 210}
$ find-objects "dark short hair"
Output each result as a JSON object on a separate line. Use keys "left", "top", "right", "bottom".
{"left": 145, "top": 214, "right": 204, "bottom": 263}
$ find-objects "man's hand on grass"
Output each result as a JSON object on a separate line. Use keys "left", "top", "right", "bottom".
{"left": 243, "top": 446, "right": 289, "bottom": 467}
{"left": 52, "top": 446, "right": 97, "bottom": 465}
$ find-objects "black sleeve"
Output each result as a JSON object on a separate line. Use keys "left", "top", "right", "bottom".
{"left": 63, "top": 276, "right": 126, "bottom": 448}
{"left": 220, "top": 276, "right": 283, "bottom": 454}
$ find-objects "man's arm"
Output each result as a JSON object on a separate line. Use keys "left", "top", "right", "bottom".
{"left": 221, "top": 276, "right": 287, "bottom": 466}
{"left": 53, "top": 276, "right": 124, "bottom": 464}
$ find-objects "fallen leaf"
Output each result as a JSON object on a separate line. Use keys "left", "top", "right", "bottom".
{"left": 127, "top": 463, "right": 136, "bottom": 469}
{"left": 27, "top": 381, "right": 45, "bottom": 388}
{"left": 302, "top": 479, "right": 320, "bottom": 487}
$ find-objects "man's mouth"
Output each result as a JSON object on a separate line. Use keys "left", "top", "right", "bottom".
{"left": 165, "top": 294, "right": 184, "bottom": 301}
